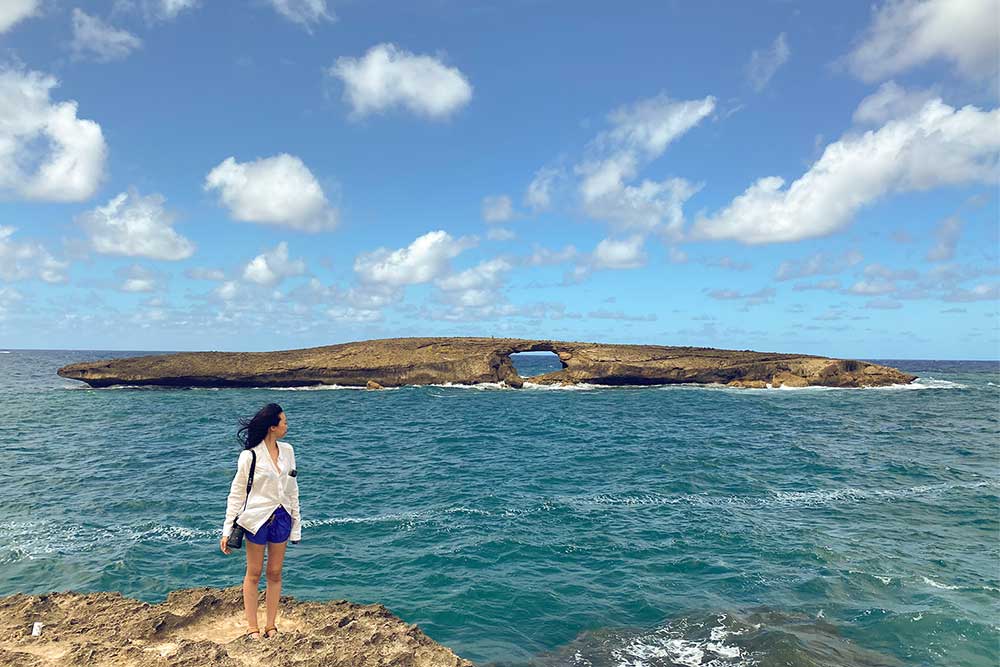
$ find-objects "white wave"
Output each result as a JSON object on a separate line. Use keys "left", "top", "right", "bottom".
{"left": 427, "top": 381, "right": 511, "bottom": 390}
{"left": 268, "top": 384, "right": 370, "bottom": 391}
{"left": 522, "top": 381, "right": 604, "bottom": 391}
{"left": 0, "top": 350, "right": 11, "bottom": 353}
{"left": 609, "top": 617, "right": 752, "bottom": 667}
{"left": 922, "top": 576, "right": 960, "bottom": 590}
{"left": 564, "top": 479, "right": 999, "bottom": 511}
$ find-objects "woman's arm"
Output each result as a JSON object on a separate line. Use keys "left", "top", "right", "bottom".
{"left": 288, "top": 446, "right": 302, "bottom": 542}
{"left": 221, "top": 450, "right": 251, "bottom": 537}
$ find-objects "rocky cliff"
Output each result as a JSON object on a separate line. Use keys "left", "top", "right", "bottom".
{"left": 0, "top": 586, "right": 473, "bottom": 667}
{"left": 57, "top": 337, "right": 917, "bottom": 389}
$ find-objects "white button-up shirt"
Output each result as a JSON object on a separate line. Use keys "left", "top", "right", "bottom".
{"left": 222, "top": 440, "right": 301, "bottom": 542}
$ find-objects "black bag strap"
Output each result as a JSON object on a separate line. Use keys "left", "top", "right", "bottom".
{"left": 240, "top": 450, "right": 257, "bottom": 513}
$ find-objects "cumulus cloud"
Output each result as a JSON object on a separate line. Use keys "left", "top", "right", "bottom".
{"left": 71, "top": 9, "right": 142, "bottom": 62}
{"left": 482, "top": 195, "right": 514, "bottom": 222}
{"left": 592, "top": 235, "right": 647, "bottom": 269}
{"left": 329, "top": 43, "right": 473, "bottom": 120}
{"left": 0, "top": 226, "right": 68, "bottom": 283}
{"left": 0, "top": 0, "right": 39, "bottom": 33}
{"left": 693, "top": 98, "right": 1000, "bottom": 244}
{"left": 853, "top": 81, "right": 938, "bottom": 125}
{"left": 926, "top": 215, "right": 963, "bottom": 261}
{"left": 76, "top": 190, "right": 195, "bottom": 260}
{"left": 267, "top": 0, "right": 332, "bottom": 27}
{"left": 242, "top": 241, "right": 307, "bottom": 287}
{"left": 354, "top": 230, "right": 476, "bottom": 286}
{"left": 577, "top": 94, "right": 714, "bottom": 237}
{"left": 0, "top": 67, "right": 107, "bottom": 202}
{"left": 117, "top": 264, "right": 159, "bottom": 292}
{"left": 525, "top": 166, "right": 560, "bottom": 211}
{"left": 747, "top": 32, "right": 790, "bottom": 92}
{"left": 436, "top": 257, "right": 514, "bottom": 308}
{"left": 204, "top": 154, "right": 338, "bottom": 232}
{"left": 525, "top": 244, "right": 577, "bottom": 266}
{"left": 845, "top": 0, "right": 999, "bottom": 82}
{"left": 487, "top": 226, "right": 516, "bottom": 241}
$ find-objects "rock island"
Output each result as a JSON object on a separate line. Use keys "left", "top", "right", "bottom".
{"left": 57, "top": 337, "right": 917, "bottom": 389}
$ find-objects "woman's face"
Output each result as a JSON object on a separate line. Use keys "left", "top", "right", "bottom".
{"left": 271, "top": 411, "right": 288, "bottom": 438}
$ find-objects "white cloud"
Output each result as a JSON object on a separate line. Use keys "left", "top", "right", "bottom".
{"left": 327, "top": 306, "right": 381, "bottom": 322}
{"left": 0, "top": 67, "right": 107, "bottom": 202}
{"left": 747, "top": 32, "right": 790, "bottom": 92}
{"left": 354, "top": 230, "right": 476, "bottom": 286}
{"left": 329, "top": 43, "right": 473, "bottom": 119}
{"left": 525, "top": 166, "right": 560, "bottom": 211}
{"left": 927, "top": 216, "right": 963, "bottom": 261}
{"left": 775, "top": 250, "right": 864, "bottom": 280}
{"left": 0, "top": 286, "right": 23, "bottom": 319}
{"left": 693, "top": 98, "right": 1000, "bottom": 244}
{"left": 482, "top": 195, "right": 514, "bottom": 222}
{"left": 215, "top": 280, "right": 239, "bottom": 301}
{"left": 267, "top": 0, "right": 332, "bottom": 27}
{"left": 0, "top": 0, "right": 39, "bottom": 33}
{"left": 437, "top": 257, "right": 513, "bottom": 292}
{"left": 592, "top": 235, "right": 646, "bottom": 269}
{"left": 71, "top": 9, "right": 142, "bottom": 62}
{"left": 846, "top": 0, "right": 999, "bottom": 81}
{"left": 0, "top": 226, "right": 69, "bottom": 283}
{"left": 848, "top": 278, "right": 897, "bottom": 295}
{"left": 487, "top": 226, "right": 516, "bottom": 241}
{"left": 76, "top": 190, "right": 195, "bottom": 260}
{"left": 242, "top": 241, "right": 307, "bottom": 286}
{"left": 186, "top": 267, "right": 226, "bottom": 281}
{"left": 117, "top": 264, "right": 158, "bottom": 292}
{"left": 577, "top": 94, "right": 714, "bottom": 236}
{"left": 434, "top": 258, "right": 511, "bottom": 307}
{"left": 853, "top": 81, "right": 938, "bottom": 125}
{"left": 159, "top": 0, "right": 198, "bottom": 18}
{"left": 526, "top": 244, "right": 577, "bottom": 266}
{"left": 204, "top": 154, "right": 338, "bottom": 232}
{"left": 581, "top": 177, "right": 700, "bottom": 239}
{"left": 706, "top": 287, "right": 775, "bottom": 306}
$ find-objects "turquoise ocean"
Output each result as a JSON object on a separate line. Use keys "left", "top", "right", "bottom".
{"left": 3, "top": 349, "right": 998, "bottom": 666}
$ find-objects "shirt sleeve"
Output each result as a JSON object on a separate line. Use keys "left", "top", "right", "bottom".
{"left": 222, "top": 450, "right": 252, "bottom": 537}
{"left": 287, "top": 445, "right": 302, "bottom": 542}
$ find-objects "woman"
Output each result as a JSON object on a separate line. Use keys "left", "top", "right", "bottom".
{"left": 220, "top": 402, "right": 301, "bottom": 640}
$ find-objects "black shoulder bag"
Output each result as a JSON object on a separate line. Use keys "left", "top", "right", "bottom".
{"left": 225, "top": 450, "right": 257, "bottom": 550}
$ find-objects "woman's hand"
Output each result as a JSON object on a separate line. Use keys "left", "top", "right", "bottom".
{"left": 219, "top": 536, "right": 231, "bottom": 555}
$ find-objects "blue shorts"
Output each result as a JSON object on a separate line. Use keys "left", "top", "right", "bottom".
{"left": 246, "top": 506, "right": 292, "bottom": 545}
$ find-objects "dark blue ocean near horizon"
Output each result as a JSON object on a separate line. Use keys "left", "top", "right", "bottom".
{"left": 3, "top": 348, "right": 998, "bottom": 666}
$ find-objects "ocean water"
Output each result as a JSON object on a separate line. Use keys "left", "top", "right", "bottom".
{"left": 3, "top": 349, "right": 998, "bottom": 667}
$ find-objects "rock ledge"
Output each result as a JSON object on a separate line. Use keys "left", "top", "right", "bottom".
{"left": 0, "top": 586, "right": 472, "bottom": 667}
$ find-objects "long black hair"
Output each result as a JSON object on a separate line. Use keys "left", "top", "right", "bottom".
{"left": 237, "top": 402, "right": 283, "bottom": 450}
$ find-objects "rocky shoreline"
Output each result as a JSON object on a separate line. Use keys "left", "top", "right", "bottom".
{"left": 0, "top": 586, "right": 473, "bottom": 666}
{"left": 57, "top": 336, "right": 917, "bottom": 389}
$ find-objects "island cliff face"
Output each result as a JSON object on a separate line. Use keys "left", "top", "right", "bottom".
{"left": 57, "top": 337, "right": 916, "bottom": 389}
{"left": 0, "top": 586, "right": 472, "bottom": 667}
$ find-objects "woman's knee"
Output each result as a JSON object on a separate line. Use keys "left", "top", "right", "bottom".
{"left": 245, "top": 566, "right": 263, "bottom": 583}
{"left": 265, "top": 566, "right": 282, "bottom": 584}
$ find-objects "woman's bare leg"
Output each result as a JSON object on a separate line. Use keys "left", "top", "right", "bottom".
{"left": 264, "top": 540, "right": 287, "bottom": 630}
{"left": 244, "top": 541, "right": 265, "bottom": 634}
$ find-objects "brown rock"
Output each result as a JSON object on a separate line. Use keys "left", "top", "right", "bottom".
{"left": 56, "top": 337, "right": 916, "bottom": 390}
{"left": 0, "top": 587, "right": 472, "bottom": 667}
{"left": 365, "top": 380, "right": 383, "bottom": 390}
{"left": 727, "top": 379, "right": 768, "bottom": 389}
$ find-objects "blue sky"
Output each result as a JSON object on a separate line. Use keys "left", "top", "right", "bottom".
{"left": 1, "top": 0, "right": 997, "bottom": 358}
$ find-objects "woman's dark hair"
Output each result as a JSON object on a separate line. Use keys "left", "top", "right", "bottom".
{"left": 237, "top": 403, "right": 283, "bottom": 450}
